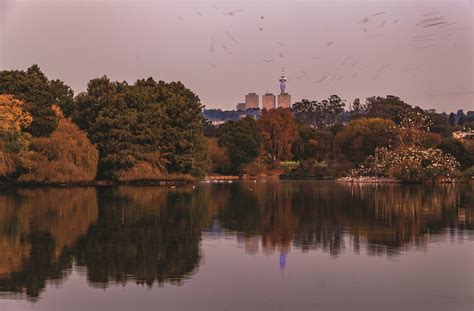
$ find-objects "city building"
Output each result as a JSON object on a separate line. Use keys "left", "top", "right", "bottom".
{"left": 245, "top": 93, "right": 259, "bottom": 109}
{"left": 236, "top": 102, "right": 246, "bottom": 111}
{"left": 262, "top": 93, "right": 276, "bottom": 110}
{"left": 277, "top": 69, "right": 291, "bottom": 108}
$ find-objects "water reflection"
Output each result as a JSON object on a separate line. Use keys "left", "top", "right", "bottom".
{"left": 0, "top": 182, "right": 472, "bottom": 300}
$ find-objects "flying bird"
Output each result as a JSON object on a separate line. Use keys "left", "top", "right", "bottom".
{"left": 326, "top": 41, "right": 333, "bottom": 46}
{"left": 371, "top": 11, "right": 387, "bottom": 16}
{"left": 177, "top": 17, "right": 184, "bottom": 21}
{"left": 423, "top": 21, "right": 448, "bottom": 28}
{"left": 341, "top": 56, "right": 353, "bottom": 65}
{"left": 380, "top": 20, "right": 386, "bottom": 28}
{"left": 311, "top": 56, "right": 320, "bottom": 60}
{"left": 195, "top": 12, "right": 203, "bottom": 16}
{"left": 415, "top": 44, "right": 437, "bottom": 49}
{"left": 377, "top": 64, "right": 390, "bottom": 72}
{"left": 363, "top": 27, "right": 368, "bottom": 32}
{"left": 314, "top": 75, "right": 328, "bottom": 83}
{"left": 260, "top": 16, "right": 264, "bottom": 19}
{"left": 223, "top": 9, "right": 244, "bottom": 16}
{"left": 416, "top": 16, "right": 445, "bottom": 27}
{"left": 225, "top": 30, "right": 239, "bottom": 44}
{"left": 423, "top": 12, "right": 441, "bottom": 16}
{"left": 279, "top": 52, "right": 285, "bottom": 58}
{"left": 222, "top": 44, "right": 232, "bottom": 54}
{"left": 393, "top": 19, "right": 399, "bottom": 23}
{"left": 438, "top": 22, "right": 456, "bottom": 28}
{"left": 276, "top": 42, "right": 286, "bottom": 46}
{"left": 263, "top": 59, "right": 275, "bottom": 63}
{"left": 358, "top": 17, "right": 369, "bottom": 23}
{"left": 259, "top": 27, "right": 264, "bottom": 31}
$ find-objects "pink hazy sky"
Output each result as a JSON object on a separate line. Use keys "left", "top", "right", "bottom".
{"left": 1, "top": 0, "right": 473, "bottom": 112}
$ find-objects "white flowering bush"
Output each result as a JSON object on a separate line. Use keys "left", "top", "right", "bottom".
{"left": 344, "top": 147, "right": 459, "bottom": 183}
{"left": 381, "top": 147, "right": 459, "bottom": 182}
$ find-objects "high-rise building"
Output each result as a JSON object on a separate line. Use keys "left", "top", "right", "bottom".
{"left": 277, "top": 69, "right": 291, "bottom": 108}
{"left": 245, "top": 93, "right": 259, "bottom": 109}
{"left": 236, "top": 103, "right": 246, "bottom": 111}
{"left": 262, "top": 93, "right": 276, "bottom": 110}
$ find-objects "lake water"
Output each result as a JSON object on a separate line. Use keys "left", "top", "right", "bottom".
{"left": 0, "top": 181, "right": 473, "bottom": 310}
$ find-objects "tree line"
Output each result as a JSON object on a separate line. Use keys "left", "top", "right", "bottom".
{"left": 1, "top": 65, "right": 473, "bottom": 183}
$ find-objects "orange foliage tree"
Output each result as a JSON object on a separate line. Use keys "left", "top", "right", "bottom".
{"left": 0, "top": 95, "right": 32, "bottom": 177}
{"left": 258, "top": 108, "right": 297, "bottom": 167}
{"left": 18, "top": 107, "right": 98, "bottom": 182}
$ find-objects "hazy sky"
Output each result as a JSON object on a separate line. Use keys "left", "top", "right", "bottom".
{"left": 1, "top": 0, "right": 473, "bottom": 112}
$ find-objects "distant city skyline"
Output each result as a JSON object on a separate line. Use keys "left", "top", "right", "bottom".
{"left": 1, "top": 0, "right": 472, "bottom": 112}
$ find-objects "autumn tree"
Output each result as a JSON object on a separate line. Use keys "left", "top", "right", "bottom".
{"left": 0, "top": 95, "right": 32, "bottom": 177}
{"left": 18, "top": 107, "right": 98, "bottom": 182}
{"left": 334, "top": 118, "right": 397, "bottom": 165}
{"left": 0, "top": 65, "right": 74, "bottom": 136}
{"left": 259, "top": 108, "right": 297, "bottom": 167}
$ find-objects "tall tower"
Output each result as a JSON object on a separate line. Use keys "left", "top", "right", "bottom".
{"left": 279, "top": 68, "right": 287, "bottom": 94}
{"left": 278, "top": 68, "right": 291, "bottom": 108}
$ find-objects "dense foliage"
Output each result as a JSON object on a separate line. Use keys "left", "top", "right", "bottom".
{"left": 218, "top": 117, "right": 261, "bottom": 175}
{"left": 18, "top": 108, "right": 99, "bottom": 182}
{"left": 0, "top": 65, "right": 74, "bottom": 137}
{"left": 69, "top": 76, "right": 207, "bottom": 179}
{"left": 0, "top": 65, "right": 472, "bottom": 183}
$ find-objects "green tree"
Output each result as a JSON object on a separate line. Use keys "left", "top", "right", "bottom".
{"left": 218, "top": 117, "right": 261, "bottom": 175}
{"left": 292, "top": 95, "right": 345, "bottom": 128}
{"left": 0, "top": 65, "right": 74, "bottom": 137}
{"left": 292, "top": 123, "right": 334, "bottom": 162}
{"left": 334, "top": 118, "right": 397, "bottom": 165}
{"left": 365, "top": 95, "right": 411, "bottom": 124}
{"left": 437, "top": 139, "right": 474, "bottom": 170}
{"left": 69, "top": 77, "right": 207, "bottom": 179}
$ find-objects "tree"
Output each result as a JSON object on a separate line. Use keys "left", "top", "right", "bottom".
{"left": 292, "top": 123, "right": 334, "bottom": 162}
{"left": 69, "top": 77, "right": 207, "bottom": 179}
{"left": 0, "top": 95, "right": 32, "bottom": 177}
{"left": 437, "top": 139, "right": 474, "bottom": 170}
{"left": 259, "top": 108, "right": 297, "bottom": 167}
{"left": 350, "top": 98, "right": 364, "bottom": 120}
{"left": 18, "top": 107, "right": 98, "bottom": 182}
{"left": 218, "top": 117, "right": 261, "bottom": 175}
{"left": 365, "top": 95, "right": 411, "bottom": 124}
{"left": 334, "top": 118, "right": 397, "bottom": 165}
{"left": 0, "top": 65, "right": 74, "bottom": 136}
{"left": 207, "top": 138, "right": 230, "bottom": 174}
{"left": 397, "top": 109, "right": 433, "bottom": 148}
{"left": 292, "top": 95, "right": 345, "bottom": 128}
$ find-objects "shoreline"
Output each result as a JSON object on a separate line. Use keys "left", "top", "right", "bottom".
{"left": 1, "top": 176, "right": 471, "bottom": 189}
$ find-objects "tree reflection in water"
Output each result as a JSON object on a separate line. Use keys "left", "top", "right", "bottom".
{"left": 0, "top": 182, "right": 472, "bottom": 299}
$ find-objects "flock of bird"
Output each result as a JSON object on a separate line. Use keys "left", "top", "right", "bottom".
{"left": 176, "top": 3, "right": 471, "bottom": 97}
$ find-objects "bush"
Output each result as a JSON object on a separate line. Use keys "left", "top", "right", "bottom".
{"left": 18, "top": 114, "right": 98, "bottom": 182}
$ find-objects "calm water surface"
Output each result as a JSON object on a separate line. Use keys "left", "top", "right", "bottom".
{"left": 0, "top": 181, "right": 473, "bottom": 310}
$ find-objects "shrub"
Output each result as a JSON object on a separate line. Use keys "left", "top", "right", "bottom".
{"left": 18, "top": 113, "right": 98, "bottom": 182}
